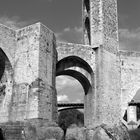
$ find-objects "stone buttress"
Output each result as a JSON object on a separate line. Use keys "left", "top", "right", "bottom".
{"left": 0, "top": 23, "right": 63, "bottom": 140}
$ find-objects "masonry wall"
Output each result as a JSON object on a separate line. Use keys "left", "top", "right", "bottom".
{"left": 0, "top": 24, "right": 16, "bottom": 123}
{"left": 94, "top": 47, "right": 121, "bottom": 126}
{"left": 84, "top": 0, "right": 121, "bottom": 127}
{"left": 0, "top": 24, "right": 16, "bottom": 66}
{"left": 56, "top": 42, "right": 96, "bottom": 127}
{"left": 120, "top": 51, "right": 140, "bottom": 118}
{"left": 56, "top": 42, "right": 96, "bottom": 72}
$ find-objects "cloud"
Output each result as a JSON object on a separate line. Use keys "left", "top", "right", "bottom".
{"left": 57, "top": 95, "right": 69, "bottom": 102}
{"left": 0, "top": 15, "right": 35, "bottom": 30}
{"left": 64, "top": 27, "right": 70, "bottom": 32}
{"left": 56, "top": 76, "right": 84, "bottom": 103}
{"left": 55, "top": 26, "right": 83, "bottom": 44}
{"left": 55, "top": 23, "right": 140, "bottom": 52}
{"left": 119, "top": 28, "right": 140, "bottom": 51}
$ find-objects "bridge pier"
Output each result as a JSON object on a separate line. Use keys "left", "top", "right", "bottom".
{"left": 0, "top": 23, "right": 63, "bottom": 140}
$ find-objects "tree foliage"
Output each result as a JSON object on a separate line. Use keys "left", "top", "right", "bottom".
{"left": 58, "top": 109, "right": 84, "bottom": 135}
{"left": 129, "top": 128, "right": 140, "bottom": 140}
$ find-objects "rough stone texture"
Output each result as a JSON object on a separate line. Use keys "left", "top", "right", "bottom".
{"left": 0, "top": 121, "right": 63, "bottom": 140}
{"left": 0, "top": 23, "right": 63, "bottom": 140}
{"left": 83, "top": 0, "right": 121, "bottom": 127}
{"left": 86, "top": 122, "right": 130, "bottom": 140}
{"left": 0, "top": 23, "right": 16, "bottom": 66}
{"left": 65, "top": 122, "right": 130, "bottom": 140}
{"left": 94, "top": 47, "right": 121, "bottom": 127}
{"left": 90, "top": 0, "right": 119, "bottom": 54}
{"left": 0, "top": 121, "right": 24, "bottom": 140}
{"left": 9, "top": 23, "right": 58, "bottom": 122}
{"left": 120, "top": 51, "right": 140, "bottom": 117}
{"left": 56, "top": 42, "right": 96, "bottom": 72}
{"left": 57, "top": 42, "right": 96, "bottom": 127}
{"left": 65, "top": 126, "right": 86, "bottom": 140}
{"left": 23, "top": 121, "right": 63, "bottom": 140}
{"left": 0, "top": 24, "right": 16, "bottom": 123}
{"left": 0, "top": 0, "right": 137, "bottom": 139}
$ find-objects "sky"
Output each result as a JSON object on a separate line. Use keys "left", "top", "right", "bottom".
{"left": 0, "top": 0, "right": 140, "bottom": 103}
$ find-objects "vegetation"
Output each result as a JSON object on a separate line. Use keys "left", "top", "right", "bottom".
{"left": 58, "top": 109, "right": 84, "bottom": 137}
{"left": 129, "top": 128, "right": 140, "bottom": 140}
{"left": 58, "top": 109, "right": 140, "bottom": 140}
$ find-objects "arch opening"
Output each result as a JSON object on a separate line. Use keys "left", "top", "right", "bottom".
{"left": 56, "top": 75, "right": 84, "bottom": 104}
{"left": 57, "top": 69, "right": 91, "bottom": 95}
{"left": 0, "top": 48, "right": 13, "bottom": 121}
{"left": 56, "top": 55, "right": 93, "bottom": 95}
{"left": 84, "top": 0, "right": 90, "bottom": 13}
{"left": 56, "top": 55, "right": 94, "bottom": 127}
{"left": 85, "top": 17, "right": 91, "bottom": 44}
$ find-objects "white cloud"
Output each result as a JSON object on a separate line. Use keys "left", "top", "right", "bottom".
{"left": 56, "top": 76, "right": 82, "bottom": 91}
{"left": 55, "top": 26, "right": 83, "bottom": 43}
{"left": 56, "top": 25, "right": 140, "bottom": 52}
{"left": 56, "top": 76, "right": 84, "bottom": 103}
{"left": 0, "top": 15, "right": 35, "bottom": 30}
{"left": 74, "top": 26, "right": 82, "bottom": 33}
{"left": 64, "top": 27, "right": 70, "bottom": 32}
{"left": 57, "top": 94, "right": 69, "bottom": 102}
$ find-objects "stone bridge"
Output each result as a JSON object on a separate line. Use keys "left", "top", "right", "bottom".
{"left": 0, "top": 0, "right": 139, "bottom": 139}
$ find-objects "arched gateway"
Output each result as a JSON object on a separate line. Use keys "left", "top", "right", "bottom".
{"left": 0, "top": 0, "right": 138, "bottom": 139}
{"left": 56, "top": 55, "right": 94, "bottom": 126}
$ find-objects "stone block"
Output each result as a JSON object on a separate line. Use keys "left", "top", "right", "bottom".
{"left": 65, "top": 126, "right": 86, "bottom": 140}
{"left": 86, "top": 122, "right": 130, "bottom": 140}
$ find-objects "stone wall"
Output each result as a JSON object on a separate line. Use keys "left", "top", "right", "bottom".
{"left": 56, "top": 42, "right": 96, "bottom": 127}
{"left": 57, "top": 42, "right": 96, "bottom": 72}
{"left": 0, "top": 24, "right": 16, "bottom": 123}
{"left": 86, "top": 0, "right": 121, "bottom": 127}
{"left": 0, "top": 23, "right": 63, "bottom": 140}
{"left": 120, "top": 51, "right": 140, "bottom": 117}
{"left": 94, "top": 47, "right": 121, "bottom": 127}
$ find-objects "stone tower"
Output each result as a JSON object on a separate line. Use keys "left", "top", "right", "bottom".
{"left": 0, "top": 23, "right": 63, "bottom": 140}
{"left": 83, "top": 0, "right": 121, "bottom": 127}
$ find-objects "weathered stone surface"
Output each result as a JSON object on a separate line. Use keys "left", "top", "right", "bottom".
{"left": 0, "top": 121, "right": 63, "bottom": 140}
{"left": 0, "top": 0, "right": 136, "bottom": 139}
{"left": 65, "top": 126, "right": 86, "bottom": 140}
{"left": 0, "top": 23, "right": 62, "bottom": 139}
{"left": 86, "top": 122, "right": 130, "bottom": 140}
{"left": 65, "top": 122, "right": 130, "bottom": 140}
{"left": 93, "top": 47, "right": 121, "bottom": 127}
{"left": 24, "top": 122, "right": 63, "bottom": 140}
{"left": 120, "top": 51, "right": 140, "bottom": 117}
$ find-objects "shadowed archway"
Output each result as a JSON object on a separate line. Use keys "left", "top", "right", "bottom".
{"left": 56, "top": 55, "right": 94, "bottom": 127}
{"left": 0, "top": 48, "right": 13, "bottom": 122}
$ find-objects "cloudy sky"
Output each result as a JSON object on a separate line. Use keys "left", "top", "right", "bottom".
{"left": 0, "top": 0, "right": 140, "bottom": 102}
